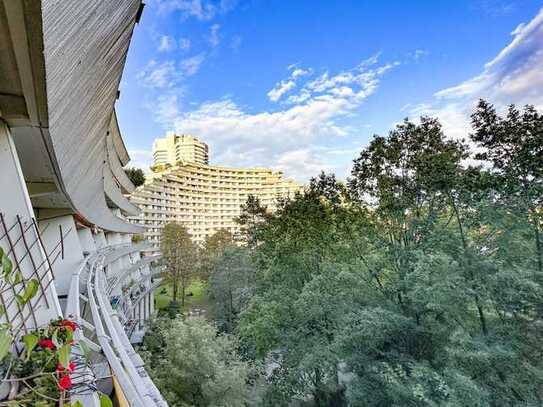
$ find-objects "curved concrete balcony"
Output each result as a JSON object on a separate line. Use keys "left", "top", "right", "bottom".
{"left": 107, "top": 131, "right": 135, "bottom": 194}
{"left": 65, "top": 255, "right": 102, "bottom": 406}
{"left": 65, "top": 250, "right": 167, "bottom": 406}
{"left": 2, "top": 0, "right": 145, "bottom": 234}
{"left": 109, "top": 111, "right": 130, "bottom": 167}
{"left": 104, "top": 241, "right": 152, "bottom": 264}
{"left": 107, "top": 254, "right": 161, "bottom": 294}
{"left": 104, "top": 166, "right": 141, "bottom": 217}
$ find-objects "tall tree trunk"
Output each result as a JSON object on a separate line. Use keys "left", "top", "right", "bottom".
{"left": 181, "top": 278, "right": 185, "bottom": 308}
{"left": 448, "top": 192, "right": 488, "bottom": 336}
{"left": 172, "top": 277, "right": 178, "bottom": 303}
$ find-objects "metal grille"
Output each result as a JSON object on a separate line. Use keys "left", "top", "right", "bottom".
{"left": 0, "top": 212, "right": 71, "bottom": 335}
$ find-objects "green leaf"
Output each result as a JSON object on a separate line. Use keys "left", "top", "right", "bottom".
{"left": 22, "top": 333, "right": 38, "bottom": 361}
{"left": 99, "top": 394, "right": 113, "bottom": 407}
{"left": 70, "top": 401, "right": 84, "bottom": 407}
{"left": 58, "top": 343, "right": 71, "bottom": 369}
{"left": 22, "top": 279, "right": 39, "bottom": 303}
{"left": 1, "top": 253, "right": 12, "bottom": 278}
{"left": 51, "top": 329, "right": 60, "bottom": 349}
{"left": 11, "top": 270, "right": 22, "bottom": 285}
{"left": 14, "top": 294, "right": 24, "bottom": 306}
{"left": 0, "top": 305, "right": 5, "bottom": 317}
{"left": 0, "top": 329, "right": 12, "bottom": 362}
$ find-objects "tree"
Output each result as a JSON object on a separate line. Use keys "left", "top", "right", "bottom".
{"left": 471, "top": 100, "right": 543, "bottom": 273}
{"left": 142, "top": 316, "right": 252, "bottom": 407}
{"left": 239, "top": 187, "right": 358, "bottom": 405}
{"left": 200, "top": 229, "right": 234, "bottom": 280}
{"left": 308, "top": 171, "right": 347, "bottom": 206}
{"left": 160, "top": 223, "right": 198, "bottom": 308}
{"left": 124, "top": 167, "right": 145, "bottom": 187}
{"left": 237, "top": 107, "right": 543, "bottom": 406}
{"left": 236, "top": 195, "right": 269, "bottom": 247}
{"left": 207, "top": 246, "right": 254, "bottom": 333}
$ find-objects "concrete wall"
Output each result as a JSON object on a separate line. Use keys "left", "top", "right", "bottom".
{"left": 39, "top": 215, "right": 84, "bottom": 297}
{"left": 0, "top": 121, "right": 62, "bottom": 328}
{"left": 94, "top": 231, "right": 107, "bottom": 250}
{"left": 77, "top": 227, "right": 96, "bottom": 254}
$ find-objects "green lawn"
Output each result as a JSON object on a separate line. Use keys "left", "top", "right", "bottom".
{"left": 154, "top": 279, "right": 210, "bottom": 314}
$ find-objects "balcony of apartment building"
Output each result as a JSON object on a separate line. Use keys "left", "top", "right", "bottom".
{"left": 0, "top": 1, "right": 167, "bottom": 405}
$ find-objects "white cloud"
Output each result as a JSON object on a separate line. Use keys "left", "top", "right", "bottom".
{"left": 158, "top": 35, "right": 176, "bottom": 52}
{"left": 150, "top": 56, "right": 397, "bottom": 181}
{"left": 180, "top": 53, "right": 206, "bottom": 76}
{"left": 156, "top": 93, "right": 182, "bottom": 126}
{"left": 267, "top": 64, "right": 313, "bottom": 102}
{"left": 179, "top": 37, "right": 191, "bottom": 51}
{"left": 137, "top": 60, "right": 181, "bottom": 89}
{"left": 267, "top": 80, "right": 296, "bottom": 102}
{"left": 410, "top": 49, "right": 429, "bottom": 62}
{"left": 274, "top": 149, "right": 335, "bottom": 181}
{"left": 207, "top": 24, "right": 221, "bottom": 47}
{"left": 158, "top": 36, "right": 191, "bottom": 53}
{"left": 137, "top": 53, "right": 205, "bottom": 90}
{"left": 153, "top": 0, "right": 237, "bottom": 21}
{"left": 304, "top": 57, "right": 398, "bottom": 103}
{"left": 511, "top": 22, "right": 526, "bottom": 36}
{"left": 286, "top": 90, "right": 311, "bottom": 105}
{"left": 290, "top": 67, "right": 311, "bottom": 79}
{"left": 410, "top": 7, "right": 543, "bottom": 139}
{"left": 272, "top": 147, "right": 357, "bottom": 181}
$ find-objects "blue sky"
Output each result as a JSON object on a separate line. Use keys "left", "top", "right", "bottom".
{"left": 117, "top": 0, "right": 543, "bottom": 182}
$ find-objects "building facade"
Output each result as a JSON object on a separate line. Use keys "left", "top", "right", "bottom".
{"left": 0, "top": 1, "right": 165, "bottom": 405}
{"left": 129, "top": 161, "right": 302, "bottom": 246}
{"left": 152, "top": 132, "right": 209, "bottom": 167}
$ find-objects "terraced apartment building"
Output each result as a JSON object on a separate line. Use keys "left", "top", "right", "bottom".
{"left": 128, "top": 136, "right": 302, "bottom": 246}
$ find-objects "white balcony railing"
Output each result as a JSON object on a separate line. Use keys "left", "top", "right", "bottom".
{"left": 65, "top": 242, "right": 167, "bottom": 406}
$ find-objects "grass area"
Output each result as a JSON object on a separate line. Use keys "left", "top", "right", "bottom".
{"left": 154, "top": 279, "right": 210, "bottom": 314}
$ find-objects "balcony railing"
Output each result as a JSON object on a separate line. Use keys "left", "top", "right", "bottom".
{"left": 65, "top": 243, "right": 167, "bottom": 406}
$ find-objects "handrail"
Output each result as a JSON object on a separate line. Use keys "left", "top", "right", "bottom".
{"left": 116, "top": 270, "right": 162, "bottom": 319}
{"left": 123, "top": 279, "right": 163, "bottom": 325}
{"left": 96, "top": 270, "right": 167, "bottom": 405}
{"left": 87, "top": 256, "right": 147, "bottom": 407}
{"left": 65, "top": 255, "right": 101, "bottom": 407}
{"left": 111, "top": 314, "right": 168, "bottom": 407}
{"left": 104, "top": 241, "right": 152, "bottom": 264}
{"left": 64, "top": 240, "right": 165, "bottom": 406}
{"left": 107, "top": 254, "right": 161, "bottom": 294}
{"left": 94, "top": 270, "right": 154, "bottom": 404}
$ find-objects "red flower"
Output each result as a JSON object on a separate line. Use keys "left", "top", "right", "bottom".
{"left": 38, "top": 339, "right": 55, "bottom": 350}
{"left": 60, "top": 320, "right": 78, "bottom": 332}
{"left": 58, "top": 374, "right": 72, "bottom": 390}
{"left": 56, "top": 361, "right": 76, "bottom": 373}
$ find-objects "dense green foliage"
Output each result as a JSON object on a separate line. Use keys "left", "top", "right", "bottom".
{"left": 233, "top": 101, "right": 543, "bottom": 406}
{"left": 141, "top": 317, "right": 252, "bottom": 407}
{"left": 207, "top": 246, "right": 254, "bottom": 333}
{"left": 124, "top": 167, "right": 146, "bottom": 187}
{"left": 200, "top": 229, "right": 235, "bottom": 280}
